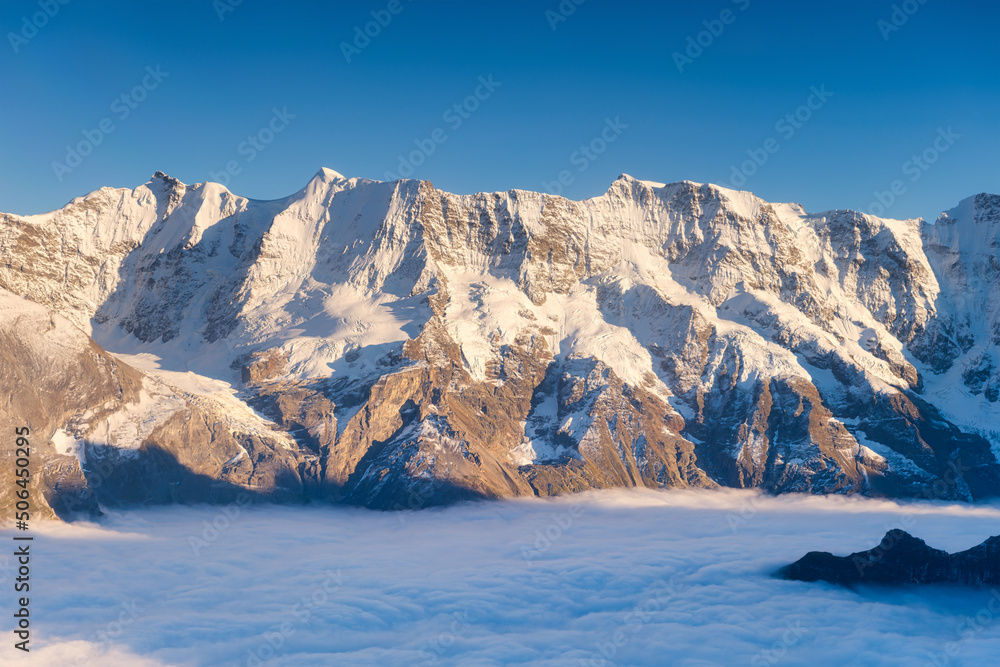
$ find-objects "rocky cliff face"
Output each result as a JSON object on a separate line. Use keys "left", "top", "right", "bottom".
{"left": 0, "top": 290, "right": 316, "bottom": 519}
{"left": 1, "top": 170, "right": 998, "bottom": 516}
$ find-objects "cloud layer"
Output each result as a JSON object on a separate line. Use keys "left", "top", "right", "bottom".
{"left": 4, "top": 489, "right": 1000, "bottom": 666}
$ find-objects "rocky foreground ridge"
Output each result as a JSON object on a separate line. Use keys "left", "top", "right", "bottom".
{"left": 779, "top": 529, "right": 1000, "bottom": 586}
{"left": 1, "top": 169, "right": 998, "bottom": 518}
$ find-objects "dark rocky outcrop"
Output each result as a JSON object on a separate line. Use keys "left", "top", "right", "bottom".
{"left": 778, "top": 529, "right": 1000, "bottom": 586}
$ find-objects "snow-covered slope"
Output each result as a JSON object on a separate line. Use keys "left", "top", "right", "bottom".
{"left": 920, "top": 194, "right": 1000, "bottom": 451}
{"left": 1, "top": 171, "right": 997, "bottom": 515}
{"left": 0, "top": 288, "right": 316, "bottom": 519}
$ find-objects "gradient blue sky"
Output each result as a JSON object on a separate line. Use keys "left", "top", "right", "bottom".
{"left": 1, "top": 0, "right": 997, "bottom": 220}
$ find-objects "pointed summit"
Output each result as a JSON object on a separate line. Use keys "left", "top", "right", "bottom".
{"left": 313, "top": 167, "right": 346, "bottom": 184}
{"left": 151, "top": 170, "right": 182, "bottom": 187}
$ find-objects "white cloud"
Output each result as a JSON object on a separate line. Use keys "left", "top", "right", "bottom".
{"left": 3, "top": 489, "right": 1000, "bottom": 666}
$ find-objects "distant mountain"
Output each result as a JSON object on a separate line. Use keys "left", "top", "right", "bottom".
{"left": 779, "top": 529, "right": 1000, "bottom": 586}
{"left": 1, "top": 169, "right": 998, "bottom": 517}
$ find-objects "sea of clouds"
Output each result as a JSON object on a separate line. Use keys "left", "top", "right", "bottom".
{"left": 3, "top": 488, "right": 1000, "bottom": 666}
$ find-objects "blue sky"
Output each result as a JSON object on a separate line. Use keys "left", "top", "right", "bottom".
{"left": 0, "top": 0, "right": 997, "bottom": 220}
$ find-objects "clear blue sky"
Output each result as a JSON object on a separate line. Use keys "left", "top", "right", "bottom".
{"left": 1, "top": 0, "right": 997, "bottom": 221}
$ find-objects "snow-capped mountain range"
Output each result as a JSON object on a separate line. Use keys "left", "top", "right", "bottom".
{"left": 2, "top": 169, "right": 998, "bottom": 517}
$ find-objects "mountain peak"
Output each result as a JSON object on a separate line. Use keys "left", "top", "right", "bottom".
{"left": 936, "top": 192, "right": 1000, "bottom": 228}
{"left": 613, "top": 173, "right": 695, "bottom": 190}
{"left": 313, "top": 167, "right": 346, "bottom": 183}
{"left": 4, "top": 165, "right": 1000, "bottom": 516}
{"left": 151, "top": 170, "right": 181, "bottom": 184}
